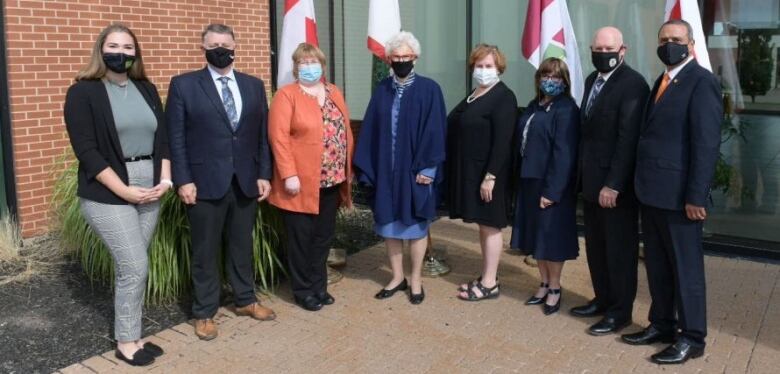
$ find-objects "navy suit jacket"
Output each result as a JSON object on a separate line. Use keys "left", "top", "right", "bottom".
{"left": 634, "top": 61, "right": 722, "bottom": 211}
{"left": 166, "top": 67, "right": 272, "bottom": 200}
{"left": 516, "top": 94, "right": 580, "bottom": 202}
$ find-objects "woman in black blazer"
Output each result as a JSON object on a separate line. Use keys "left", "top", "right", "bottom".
{"left": 510, "top": 57, "right": 580, "bottom": 315}
{"left": 64, "top": 24, "right": 170, "bottom": 366}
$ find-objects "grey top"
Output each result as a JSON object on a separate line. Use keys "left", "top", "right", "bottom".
{"left": 103, "top": 79, "right": 157, "bottom": 158}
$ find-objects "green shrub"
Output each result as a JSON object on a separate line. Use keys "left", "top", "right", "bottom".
{"left": 51, "top": 158, "right": 285, "bottom": 304}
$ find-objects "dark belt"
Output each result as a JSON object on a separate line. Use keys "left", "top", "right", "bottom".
{"left": 123, "top": 154, "right": 153, "bottom": 162}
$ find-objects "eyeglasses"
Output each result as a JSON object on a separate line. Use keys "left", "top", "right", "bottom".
{"left": 389, "top": 55, "right": 416, "bottom": 62}
{"left": 541, "top": 74, "right": 562, "bottom": 81}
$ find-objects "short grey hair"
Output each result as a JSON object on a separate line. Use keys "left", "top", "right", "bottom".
{"left": 659, "top": 19, "right": 694, "bottom": 42}
{"left": 385, "top": 31, "right": 421, "bottom": 57}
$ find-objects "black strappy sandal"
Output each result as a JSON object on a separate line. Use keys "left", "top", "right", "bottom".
{"left": 458, "top": 280, "right": 500, "bottom": 301}
{"left": 458, "top": 275, "right": 499, "bottom": 292}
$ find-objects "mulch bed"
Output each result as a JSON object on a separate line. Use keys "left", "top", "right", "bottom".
{"left": 0, "top": 206, "right": 380, "bottom": 373}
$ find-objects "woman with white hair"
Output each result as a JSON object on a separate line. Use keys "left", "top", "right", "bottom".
{"left": 354, "top": 31, "right": 447, "bottom": 305}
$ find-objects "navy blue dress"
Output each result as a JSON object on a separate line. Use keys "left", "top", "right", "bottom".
{"left": 510, "top": 95, "right": 580, "bottom": 261}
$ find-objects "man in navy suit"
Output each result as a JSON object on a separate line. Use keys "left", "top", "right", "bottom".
{"left": 621, "top": 20, "right": 722, "bottom": 364}
{"left": 166, "top": 24, "right": 276, "bottom": 341}
{"left": 571, "top": 27, "right": 649, "bottom": 336}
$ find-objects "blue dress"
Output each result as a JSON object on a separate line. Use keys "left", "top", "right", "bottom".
{"left": 353, "top": 73, "right": 447, "bottom": 239}
{"left": 509, "top": 95, "right": 580, "bottom": 261}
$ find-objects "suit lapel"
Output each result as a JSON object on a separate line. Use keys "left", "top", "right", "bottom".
{"left": 197, "top": 68, "right": 233, "bottom": 131}
{"left": 586, "top": 64, "right": 625, "bottom": 121}
{"left": 647, "top": 61, "right": 697, "bottom": 122}
{"left": 235, "top": 72, "right": 252, "bottom": 130}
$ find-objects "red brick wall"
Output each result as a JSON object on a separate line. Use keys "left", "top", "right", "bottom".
{"left": 3, "top": 0, "right": 272, "bottom": 237}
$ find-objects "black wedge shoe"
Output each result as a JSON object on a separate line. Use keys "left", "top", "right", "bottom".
{"left": 409, "top": 287, "right": 425, "bottom": 305}
{"left": 525, "top": 282, "right": 549, "bottom": 305}
{"left": 543, "top": 288, "right": 561, "bottom": 315}
{"left": 375, "top": 279, "right": 408, "bottom": 299}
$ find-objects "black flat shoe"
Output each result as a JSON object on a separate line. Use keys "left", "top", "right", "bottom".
{"left": 115, "top": 348, "right": 155, "bottom": 367}
{"left": 525, "top": 282, "right": 549, "bottom": 305}
{"left": 570, "top": 299, "right": 605, "bottom": 317}
{"left": 409, "top": 287, "right": 425, "bottom": 305}
{"left": 375, "top": 279, "right": 408, "bottom": 299}
{"left": 295, "top": 295, "right": 323, "bottom": 311}
{"left": 317, "top": 291, "right": 335, "bottom": 305}
{"left": 621, "top": 325, "right": 676, "bottom": 345}
{"left": 587, "top": 317, "right": 630, "bottom": 336}
{"left": 543, "top": 288, "right": 561, "bottom": 315}
{"left": 651, "top": 341, "right": 704, "bottom": 364}
{"left": 141, "top": 342, "right": 164, "bottom": 357}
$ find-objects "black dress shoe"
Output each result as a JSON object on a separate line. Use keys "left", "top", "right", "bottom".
{"left": 621, "top": 325, "right": 676, "bottom": 345}
{"left": 409, "top": 287, "right": 425, "bottom": 305}
{"left": 375, "top": 279, "right": 408, "bottom": 299}
{"left": 525, "top": 282, "right": 549, "bottom": 305}
{"left": 317, "top": 291, "right": 335, "bottom": 305}
{"left": 295, "top": 295, "right": 323, "bottom": 311}
{"left": 651, "top": 341, "right": 704, "bottom": 364}
{"left": 115, "top": 348, "right": 155, "bottom": 366}
{"left": 570, "top": 300, "right": 605, "bottom": 317}
{"left": 141, "top": 342, "right": 164, "bottom": 357}
{"left": 587, "top": 317, "right": 630, "bottom": 336}
{"left": 542, "top": 288, "right": 561, "bottom": 315}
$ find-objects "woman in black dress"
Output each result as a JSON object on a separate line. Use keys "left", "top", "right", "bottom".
{"left": 510, "top": 57, "right": 580, "bottom": 315}
{"left": 447, "top": 44, "right": 517, "bottom": 301}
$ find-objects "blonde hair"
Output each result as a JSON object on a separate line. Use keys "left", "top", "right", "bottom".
{"left": 468, "top": 44, "right": 507, "bottom": 74}
{"left": 75, "top": 24, "right": 148, "bottom": 81}
{"left": 534, "top": 57, "right": 572, "bottom": 99}
{"left": 291, "top": 43, "right": 327, "bottom": 79}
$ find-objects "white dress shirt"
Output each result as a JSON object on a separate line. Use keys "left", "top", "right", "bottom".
{"left": 666, "top": 55, "right": 694, "bottom": 80}
{"left": 208, "top": 65, "right": 243, "bottom": 120}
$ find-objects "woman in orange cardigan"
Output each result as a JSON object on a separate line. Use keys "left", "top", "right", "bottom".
{"left": 268, "top": 43, "right": 353, "bottom": 312}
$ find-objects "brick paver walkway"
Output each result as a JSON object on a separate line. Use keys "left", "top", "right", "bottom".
{"left": 58, "top": 219, "right": 780, "bottom": 373}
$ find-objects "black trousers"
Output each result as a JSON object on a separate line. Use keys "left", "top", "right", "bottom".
{"left": 583, "top": 199, "right": 639, "bottom": 322}
{"left": 282, "top": 185, "right": 340, "bottom": 301}
{"left": 641, "top": 205, "right": 707, "bottom": 347}
{"left": 187, "top": 178, "right": 257, "bottom": 319}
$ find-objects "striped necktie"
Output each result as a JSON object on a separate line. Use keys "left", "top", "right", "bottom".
{"left": 217, "top": 76, "right": 239, "bottom": 130}
{"left": 585, "top": 76, "right": 606, "bottom": 115}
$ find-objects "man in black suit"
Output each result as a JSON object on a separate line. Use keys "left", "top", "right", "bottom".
{"left": 571, "top": 27, "right": 649, "bottom": 336}
{"left": 166, "top": 24, "right": 276, "bottom": 341}
{"left": 621, "top": 20, "right": 722, "bottom": 365}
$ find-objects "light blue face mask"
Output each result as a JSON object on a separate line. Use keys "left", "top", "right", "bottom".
{"left": 540, "top": 78, "right": 566, "bottom": 97}
{"left": 298, "top": 63, "right": 323, "bottom": 84}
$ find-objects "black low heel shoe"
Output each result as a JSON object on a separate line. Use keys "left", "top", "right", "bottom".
{"left": 409, "top": 287, "right": 425, "bottom": 305}
{"left": 295, "top": 295, "right": 323, "bottom": 311}
{"left": 317, "top": 291, "right": 335, "bottom": 305}
{"left": 115, "top": 348, "right": 155, "bottom": 366}
{"left": 141, "top": 342, "right": 164, "bottom": 357}
{"left": 543, "top": 288, "right": 562, "bottom": 315}
{"left": 525, "top": 282, "right": 549, "bottom": 305}
{"left": 375, "top": 279, "right": 408, "bottom": 299}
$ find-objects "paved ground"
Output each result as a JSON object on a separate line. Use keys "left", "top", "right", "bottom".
{"left": 57, "top": 218, "right": 780, "bottom": 373}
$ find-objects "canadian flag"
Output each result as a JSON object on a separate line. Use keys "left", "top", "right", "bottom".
{"left": 664, "top": 0, "right": 712, "bottom": 72}
{"left": 277, "top": 0, "right": 319, "bottom": 87}
{"left": 367, "top": 0, "right": 401, "bottom": 59}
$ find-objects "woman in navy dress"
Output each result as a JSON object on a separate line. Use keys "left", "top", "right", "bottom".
{"left": 510, "top": 57, "right": 580, "bottom": 315}
{"left": 354, "top": 31, "right": 447, "bottom": 305}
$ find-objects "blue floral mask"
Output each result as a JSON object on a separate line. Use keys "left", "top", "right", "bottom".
{"left": 540, "top": 78, "right": 566, "bottom": 97}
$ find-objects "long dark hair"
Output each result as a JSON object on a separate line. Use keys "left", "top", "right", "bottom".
{"left": 534, "top": 57, "right": 572, "bottom": 100}
{"left": 75, "top": 24, "right": 148, "bottom": 81}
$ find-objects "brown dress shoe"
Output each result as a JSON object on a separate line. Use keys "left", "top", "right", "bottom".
{"left": 194, "top": 319, "right": 218, "bottom": 341}
{"left": 235, "top": 302, "right": 276, "bottom": 321}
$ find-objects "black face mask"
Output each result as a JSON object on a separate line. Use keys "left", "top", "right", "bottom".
{"left": 657, "top": 42, "right": 689, "bottom": 66}
{"left": 103, "top": 53, "right": 136, "bottom": 73}
{"left": 591, "top": 51, "right": 621, "bottom": 74}
{"left": 205, "top": 47, "right": 235, "bottom": 69}
{"left": 391, "top": 60, "right": 414, "bottom": 78}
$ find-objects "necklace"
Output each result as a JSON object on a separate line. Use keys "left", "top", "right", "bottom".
{"left": 466, "top": 81, "right": 499, "bottom": 103}
{"left": 106, "top": 78, "right": 129, "bottom": 99}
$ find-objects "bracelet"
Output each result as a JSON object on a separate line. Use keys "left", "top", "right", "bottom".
{"left": 160, "top": 179, "right": 174, "bottom": 188}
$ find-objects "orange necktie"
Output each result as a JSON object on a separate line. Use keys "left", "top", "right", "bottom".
{"left": 654, "top": 73, "right": 671, "bottom": 103}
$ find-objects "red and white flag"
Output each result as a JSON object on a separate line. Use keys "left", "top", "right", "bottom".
{"left": 521, "top": 0, "right": 584, "bottom": 105}
{"left": 664, "top": 0, "right": 712, "bottom": 71}
{"left": 367, "top": 0, "right": 401, "bottom": 59}
{"left": 277, "top": 0, "right": 319, "bottom": 87}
